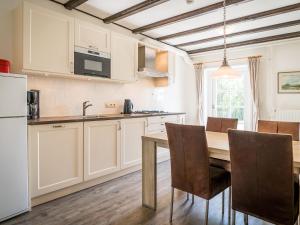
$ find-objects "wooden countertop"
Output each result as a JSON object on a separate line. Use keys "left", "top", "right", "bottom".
{"left": 28, "top": 112, "right": 186, "bottom": 125}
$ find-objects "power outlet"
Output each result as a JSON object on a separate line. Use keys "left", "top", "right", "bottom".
{"left": 105, "top": 103, "right": 117, "bottom": 108}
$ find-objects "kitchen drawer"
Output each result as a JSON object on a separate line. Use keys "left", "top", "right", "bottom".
{"left": 147, "top": 123, "right": 165, "bottom": 133}
{"left": 147, "top": 115, "right": 178, "bottom": 124}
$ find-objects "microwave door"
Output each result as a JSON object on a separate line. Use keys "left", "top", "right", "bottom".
{"left": 74, "top": 51, "right": 111, "bottom": 78}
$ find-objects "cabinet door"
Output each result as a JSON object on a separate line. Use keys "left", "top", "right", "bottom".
{"left": 84, "top": 121, "right": 120, "bottom": 181}
{"left": 121, "top": 118, "right": 146, "bottom": 168}
{"left": 29, "top": 123, "right": 83, "bottom": 198}
{"left": 111, "top": 32, "right": 137, "bottom": 82}
{"left": 75, "top": 20, "right": 110, "bottom": 53}
{"left": 23, "top": 2, "right": 74, "bottom": 74}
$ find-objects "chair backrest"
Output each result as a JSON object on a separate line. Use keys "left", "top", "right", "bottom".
{"left": 206, "top": 117, "right": 238, "bottom": 133}
{"left": 258, "top": 120, "right": 299, "bottom": 141}
{"left": 278, "top": 121, "right": 300, "bottom": 141}
{"left": 257, "top": 120, "right": 277, "bottom": 133}
{"left": 228, "top": 129, "right": 296, "bottom": 225}
{"left": 165, "top": 123, "right": 210, "bottom": 198}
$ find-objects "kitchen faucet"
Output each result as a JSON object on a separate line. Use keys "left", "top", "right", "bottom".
{"left": 83, "top": 101, "right": 93, "bottom": 116}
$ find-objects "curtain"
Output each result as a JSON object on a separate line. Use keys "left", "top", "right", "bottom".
{"left": 194, "top": 63, "right": 204, "bottom": 125}
{"left": 248, "top": 56, "right": 261, "bottom": 131}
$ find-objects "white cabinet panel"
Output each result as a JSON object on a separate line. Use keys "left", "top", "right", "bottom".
{"left": 23, "top": 2, "right": 74, "bottom": 74}
{"left": 29, "top": 123, "right": 83, "bottom": 197}
{"left": 121, "top": 118, "right": 146, "bottom": 168}
{"left": 75, "top": 20, "right": 110, "bottom": 53}
{"left": 111, "top": 32, "right": 137, "bottom": 82}
{"left": 84, "top": 121, "right": 120, "bottom": 181}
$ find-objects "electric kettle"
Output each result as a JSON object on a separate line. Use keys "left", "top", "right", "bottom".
{"left": 123, "top": 99, "right": 133, "bottom": 114}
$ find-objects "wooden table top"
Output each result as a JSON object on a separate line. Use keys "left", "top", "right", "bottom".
{"left": 142, "top": 131, "right": 300, "bottom": 168}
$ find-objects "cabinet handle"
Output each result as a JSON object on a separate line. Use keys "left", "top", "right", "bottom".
{"left": 70, "top": 61, "right": 74, "bottom": 73}
{"left": 52, "top": 125, "right": 64, "bottom": 128}
{"left": 118, "top": 122, "right": 121, "bottom": 130}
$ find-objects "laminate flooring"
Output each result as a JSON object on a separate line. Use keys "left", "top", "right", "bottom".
{"left": 2, "top": 161, "right": 272, "bottom": 225}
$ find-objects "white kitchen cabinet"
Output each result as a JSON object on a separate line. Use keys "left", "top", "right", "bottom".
{"left": 28, "top": 123, "right": 83, "bottom": 198}
{"left": 121, "top": 118, "right": 147, "bottom": 168}
{"left": 84, "top": 120, "right": 121, "bottom": 181}
{"left": 75, "top": 19, "right": 110, "bottom": 53}
{"left": 15, "top": 2, "right": 74, "bottom": 75}
{"left": 111, "top": 32, "right": 137, "bottom": 82}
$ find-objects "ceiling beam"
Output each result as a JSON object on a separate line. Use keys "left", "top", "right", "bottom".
{"left": 176, "top": 20, "right": 300, "bottom": 47}
{"left": 132, "top": 0, "right": 249, "bottom": 34}
{"left": 187, "top": 31, "right": 300, "bottom": 54}
{"left": 158, "top": 3, "right": 300, "bottom": 41}
{"left": 64, "top": 0, "right": 88, "bottom": 10}
{"left": 103, "top": 0, "right": 170, "bottom": 24}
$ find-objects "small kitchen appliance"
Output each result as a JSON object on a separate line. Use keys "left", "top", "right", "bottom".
{"left": 0, "top": 73, "right": 29, "bottom": 222}
{"left": 0, "top": 59, "right": 10, "bottom": 73}
{"left": 27, "top": 90, "right": 40, "bottom": 119}
{"left": 74, "top": 46, "right": 111, "bottom": 78}
{"left": 123, "top": 99, "right": 134, "bottom": 114}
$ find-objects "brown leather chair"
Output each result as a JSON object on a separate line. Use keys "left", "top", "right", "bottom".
{"left": 228, "top": 129, "right": 299, "bottom": 225}
{"left": 166, "top": 123, "right": 231, "bottom": 224}
{"left": 258, "top": 120, "right": 300, "bottom": 141}
{"left": 278, "top": 121, "right": 300, "bottom": 141}
{"left": 207, "top": 117, "right": 238, "bottom": 170}
{"left": 206, "top": 117, "right": 238, "bottom": 133}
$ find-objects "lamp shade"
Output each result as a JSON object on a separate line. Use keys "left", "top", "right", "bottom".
{"left": 212, "top": 58, "right": 240, "bottom": 79}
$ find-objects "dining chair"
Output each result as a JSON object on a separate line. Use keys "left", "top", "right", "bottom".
{"left": 278, "top": 121, "right": 300, "bottom": 141}
{"left": 207, "top": 117, "right": 237, "bottom": 172}
{"left": 257, "top": 120, "right": 300, "bottom": 141}
{"left": 257, "top": 120, "right": 278, "bottom": 133}
{"left": 165, "top": 123, "right": 231, "bottom": 224}
{"left": 228, "top": 129, "right": 299, "bottom": 225}
{"left": 206, "top": 117, "right": 238, "bottom": 133}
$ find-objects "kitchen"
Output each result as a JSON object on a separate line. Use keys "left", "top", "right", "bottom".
{"left": 1, "top": 0, "right": 300, "bottom": 225}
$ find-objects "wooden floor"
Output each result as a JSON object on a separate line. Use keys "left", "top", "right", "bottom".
{"left": 2, "top": 161, "right": 272, "bottom": 225}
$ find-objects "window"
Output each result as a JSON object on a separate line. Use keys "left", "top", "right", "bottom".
{"left": 204, "top": 64, "right": 252, "bottom": 130}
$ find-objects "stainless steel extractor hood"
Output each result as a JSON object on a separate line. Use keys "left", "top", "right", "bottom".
{"left": 138, "top": 46, "right": 169, "bottom": 77}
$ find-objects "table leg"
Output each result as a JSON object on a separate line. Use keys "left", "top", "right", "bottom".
{"left": 142, "top": 139, "right": 157, "bottom": 210}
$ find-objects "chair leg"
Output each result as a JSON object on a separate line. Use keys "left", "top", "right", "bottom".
{"left": 205, "top": 200, "right": 209, "bottom": 225}
{"left": 222, "top": 191, "right": 225, "bottom": 217}
{"left": 187, "top": 192, "right": 189, "bottom": 201}
{"left": 244, "top": 214, "right": 248, "bottom": 225}
{"left": 192, "top": 194, "right": 195, "bottom": 204}
{"left": 228, "top": 187, "right": 232, "bottom": 225}
{"left": 232, "top": 210, "right": 236, "bottom": 225}
{"left": 170, "top": 187, "right": 174, "bottom": 223}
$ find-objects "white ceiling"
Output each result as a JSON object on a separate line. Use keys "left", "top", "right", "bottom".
{"left": 56, "top": 0, "right": 300, "bottom": 54}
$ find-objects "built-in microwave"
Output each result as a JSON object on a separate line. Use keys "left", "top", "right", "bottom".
{"left": 74, "top": 46, "right": 111, "bottom": 78}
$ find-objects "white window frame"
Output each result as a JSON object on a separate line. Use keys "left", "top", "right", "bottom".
{"left": 203, "top": 64, "right": 253, "bottom": 130}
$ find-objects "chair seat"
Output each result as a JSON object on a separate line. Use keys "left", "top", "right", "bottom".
{"left": 209, "top": 158, "right": 231, "bottom": 171}
{"left": 209, "top": 166, "right": 231, "bottom": 199}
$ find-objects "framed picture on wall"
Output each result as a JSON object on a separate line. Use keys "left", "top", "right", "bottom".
{"left": 278, "top": 71, "right": 300, "bottom": 93}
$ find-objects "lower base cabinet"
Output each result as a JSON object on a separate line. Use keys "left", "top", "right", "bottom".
{"left": 28, "top": 115, "right": 185, "bottom": 200}
{"left": 29, "top": 123, "right": 83, "bottom": 198}
{"left": 84, "top": 120, "right": 121, "bottom": 181}
{"left": 121, "top": 118, "right": 146, "bottom": 168}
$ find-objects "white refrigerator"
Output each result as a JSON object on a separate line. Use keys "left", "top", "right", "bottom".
{"left": 0, "top": 73, "right": 29, "bottom": 222}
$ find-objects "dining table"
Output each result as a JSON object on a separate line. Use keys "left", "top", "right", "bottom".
{"left": 141, "top": 131, "right": 300, "bottom": 211}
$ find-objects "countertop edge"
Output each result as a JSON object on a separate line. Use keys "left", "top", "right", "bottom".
{"left": 28, "top": 113, "right": 186, "bottom": 125}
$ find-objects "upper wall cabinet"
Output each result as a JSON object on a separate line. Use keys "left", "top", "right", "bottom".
{"left": 111, "top": 32, "right": 137, "bottom": 82}
{"left": 15, "top": 2, "right": 74, "bottom": 75}
{"left": 75, "top": 20, "right": 110, "bottom": 53}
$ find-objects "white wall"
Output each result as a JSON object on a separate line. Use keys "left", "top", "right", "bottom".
{"left": 192, "top": 39, "right": 300, "bottom": 120}
{"left": 0, "top": 0, "right": 198, "bottom": 123}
